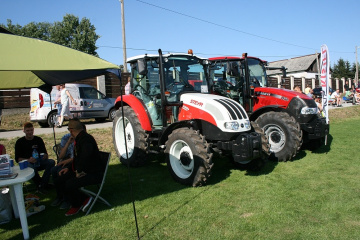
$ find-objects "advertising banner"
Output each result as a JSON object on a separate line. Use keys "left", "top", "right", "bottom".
{"left": 320, "top": 44, "right": 330, "bottom": 124}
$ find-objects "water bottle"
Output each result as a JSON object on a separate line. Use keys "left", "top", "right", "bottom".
{"left": 32, "top": 148, "right": 40, "bottom": 167}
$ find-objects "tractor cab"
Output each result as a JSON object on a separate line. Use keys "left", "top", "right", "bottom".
{"left": 127, "top": 53, "right": 210, "bottom": 127}
{"left": 209, "top": 56, "right": 268, "bottom": 107}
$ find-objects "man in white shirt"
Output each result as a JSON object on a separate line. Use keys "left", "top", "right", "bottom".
{"left": 330, "top": 89, "right": 342, "bottom": 107}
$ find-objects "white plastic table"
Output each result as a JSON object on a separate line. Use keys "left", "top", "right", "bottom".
{"left": 0, "top": 166, "right": 34, "bottom": 240}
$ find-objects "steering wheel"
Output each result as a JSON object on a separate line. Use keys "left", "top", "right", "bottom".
{"left": 133, "top": 84, "right": 147, "bottom": 94}
{"left": 132, "top": 84, "right": 149, "bottom": 99}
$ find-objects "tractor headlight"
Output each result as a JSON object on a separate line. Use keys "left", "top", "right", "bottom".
{"left": 301, "top": 107, "right": 318, "bottom": 115}
{"left": 224, "top": 121, "right": 239, "bottom": 131}
{"left": 244, "top": 120, "right": 251, "bottom": 129}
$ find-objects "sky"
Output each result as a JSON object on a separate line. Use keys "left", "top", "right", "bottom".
{"left": 1, "top": 0, "right": 359, "bottom": 68}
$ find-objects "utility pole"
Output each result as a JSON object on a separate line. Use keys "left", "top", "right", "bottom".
{"left": 120, "top": 0, "right": 128, "bottom": 72}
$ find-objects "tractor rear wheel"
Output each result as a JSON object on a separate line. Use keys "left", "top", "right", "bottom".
{"left": 255, "top": 112, "right": 301, "bottom": 162}
{"left": 112, "top": 106, "right": 148, "bottom": 167}
{"left": 165, "top": 128, "right": 213, "bottom": 187}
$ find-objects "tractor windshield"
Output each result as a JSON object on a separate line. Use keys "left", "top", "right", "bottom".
{"left": 247, "top": 58, "right": 268, "bottom": 88}
{"left": 163, "top": 56, "right": 209, "bottom": 94}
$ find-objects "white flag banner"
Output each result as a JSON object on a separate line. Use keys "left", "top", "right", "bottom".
{"left": 320, "top": 44, "right": 330, "bottom": 124}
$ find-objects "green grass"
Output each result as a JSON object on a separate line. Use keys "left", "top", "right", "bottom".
{"left": 1, "top": 108, "right": 360, "bottom": 239}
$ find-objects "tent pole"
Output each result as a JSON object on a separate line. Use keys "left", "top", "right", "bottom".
{"left": 119, "top": 70, "right": 140, "bottom": 239}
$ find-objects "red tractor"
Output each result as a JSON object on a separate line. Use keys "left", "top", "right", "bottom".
{"left": 112, "top": 50, "right": 263, "bottom": 187}
{"left": 208, "top": 54, "right": 329, "bottom": 162}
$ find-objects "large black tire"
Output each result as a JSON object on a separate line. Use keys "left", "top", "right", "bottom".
{"left": 112, "top": 106, "right": 148, "bottom": 167}
{"left": 108, "top": 108, "right": 117, "bottom": 121}
{"left": 251, "top": 121, "right": 270, "bottom": 158}
{"left": 47, "top": 111, "right": 57, "bottom": 128}
{"left": 165, "top": 128, "right": 213, "bottom": 187}
{"left": 255, "top": 112, "right": 301, "bottom": 162}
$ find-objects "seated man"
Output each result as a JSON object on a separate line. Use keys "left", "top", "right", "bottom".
{"left": 15, "top": 122, "right": 55, "bottom": 190}
{"left": 51, "top": 124, "right": 87, "bottom": 209}
{"left": 54, "top": 119, "right": 104, "bottom": 216}
{"left": 50, "top": 132, "right": 74, "bottom": 209}
{"left": 330, "top": 89, "right": 342, "bottom": 107}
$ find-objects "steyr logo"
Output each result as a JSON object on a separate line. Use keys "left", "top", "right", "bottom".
{"left": 190, "top": 99, "right": 203, "bottom": 107}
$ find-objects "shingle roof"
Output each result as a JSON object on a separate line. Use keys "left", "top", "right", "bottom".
{"left": 267, "top": 54, "right": 319, "bottom": 75}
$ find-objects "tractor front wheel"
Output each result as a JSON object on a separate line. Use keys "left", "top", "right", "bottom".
{"left": 165, "top": 128, "right": 213, "bottom": 187}
{"left": 112, "top": 106, "right": 148, "bottom": 167}
{"left": 255, "top": 112, "right": 301, "bottom": 162}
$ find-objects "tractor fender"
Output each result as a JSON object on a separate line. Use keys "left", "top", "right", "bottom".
{"left": 250, "top": 104, "right": 287, "bottom": 121}
{"left": 158, "top": 120, "right": 200, "bottom": 146}
{"left": 114, "top": 95, "right": 152, "bottom": 131}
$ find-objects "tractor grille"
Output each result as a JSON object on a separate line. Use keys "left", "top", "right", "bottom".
{"left": 214, "top": 99, "right": 247, "bottom": 120}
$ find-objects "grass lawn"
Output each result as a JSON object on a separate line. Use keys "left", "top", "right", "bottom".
{"left": 1, "top": 106, "right": 360, "bottom": 239}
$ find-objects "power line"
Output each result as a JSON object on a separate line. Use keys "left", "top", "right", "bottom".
{"left": 133, "top": 0, "right": 355, "bottom": 56}
{"left": 135, "top": 0, "right": 317, "bottom": 51}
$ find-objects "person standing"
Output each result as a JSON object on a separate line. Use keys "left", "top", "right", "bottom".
{"left": 15, "top": 122, "right": 55, "bottom": 190}
{"left": 54, "top": 119, "right": 104, "bottom": 216}
{"left": 58, "top": 84, "right": 77, "bottom": 128}
{"left": 53, "top": 85, "right": 63, "bottom": 126}
{"left": 125, "top": 77, "right": 131, "bottom": 95}
{"left": 344, "top": 80, "right": 350, "bottom": 91}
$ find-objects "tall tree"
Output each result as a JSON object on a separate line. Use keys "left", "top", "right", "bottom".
{"left": 1, "top": 14, "right": 99, "bottom": 56}
{"left": 50, "top": 14, "right": 99, "bottom": 56}
{"left": 332, "top": 58, "right": 354, "bottom": 79}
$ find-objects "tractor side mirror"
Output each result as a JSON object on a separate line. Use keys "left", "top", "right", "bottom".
{"left": 137, "top": 59, "right": 148, "bottom": 76}
{"left": 281, "top": 66, "right": 287, "bottom": 78}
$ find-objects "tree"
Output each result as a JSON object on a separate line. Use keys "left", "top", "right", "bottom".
{"left": 0, "top": 14, "right": 99, "bottom": 56}
{"left": 49, "top": 14, "right": 99, "bottom": 56}
{"left": 332, "top": 58, "right": 355, "bottom": 79}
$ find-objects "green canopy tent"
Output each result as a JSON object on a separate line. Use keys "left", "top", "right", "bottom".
{"left": 0, "top": 31, "right": 120, "bottom": 91}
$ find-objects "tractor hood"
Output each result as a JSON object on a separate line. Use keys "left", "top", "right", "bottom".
{"left": 254, "top": 87, "right": 318, "bottom": 123}
{"left": 178, "top": 93, "right": 251, "bottom": 133}
{"left": 255, "top": 87, "right": 312, "bottom": 101}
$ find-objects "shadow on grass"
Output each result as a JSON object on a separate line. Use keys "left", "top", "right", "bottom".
{"left": 0, "top": 151, "right": 276, "bottom": 239}
{"left": 298, "top": 134, "right": 333, "bottom": 158}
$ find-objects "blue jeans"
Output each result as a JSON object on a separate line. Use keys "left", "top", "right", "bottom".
{"left": 28, "top": 158, "right": 55, "bottom": 186}
{"left": 57, "top": 104, "right": 62, "bottom": 116}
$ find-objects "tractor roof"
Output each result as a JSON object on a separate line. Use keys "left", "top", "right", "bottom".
{"left": 209, "top": 56, "right": 267, "bottom": 63}
{"left": 127, "top": 53, "right": 206, "bottom": 63}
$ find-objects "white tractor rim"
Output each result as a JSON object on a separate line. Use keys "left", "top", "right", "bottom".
{"left": 169, "top": 140, "right": 194, "bottom": 179}
{"left": 264, "top": 124, "right": 286, "bottom": 153}
{"left": 115, "top": 117, "right": 135, "bottom": 159}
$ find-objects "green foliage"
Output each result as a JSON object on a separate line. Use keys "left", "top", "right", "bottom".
{"left": 0, "top": 14, "right": 99, "bottom": 56}
{"left": 332, "top": 58, "right": 355, "bottom": 79}
{"left": 49, "top": 14, "right": 99, "bottom": 56}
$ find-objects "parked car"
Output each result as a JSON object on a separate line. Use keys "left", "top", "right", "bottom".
{"left": 30, "top": 83, "right": 116, "bottom": 127}
{"left": 312, "top": 87, "right": 334, "bottom": 97}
